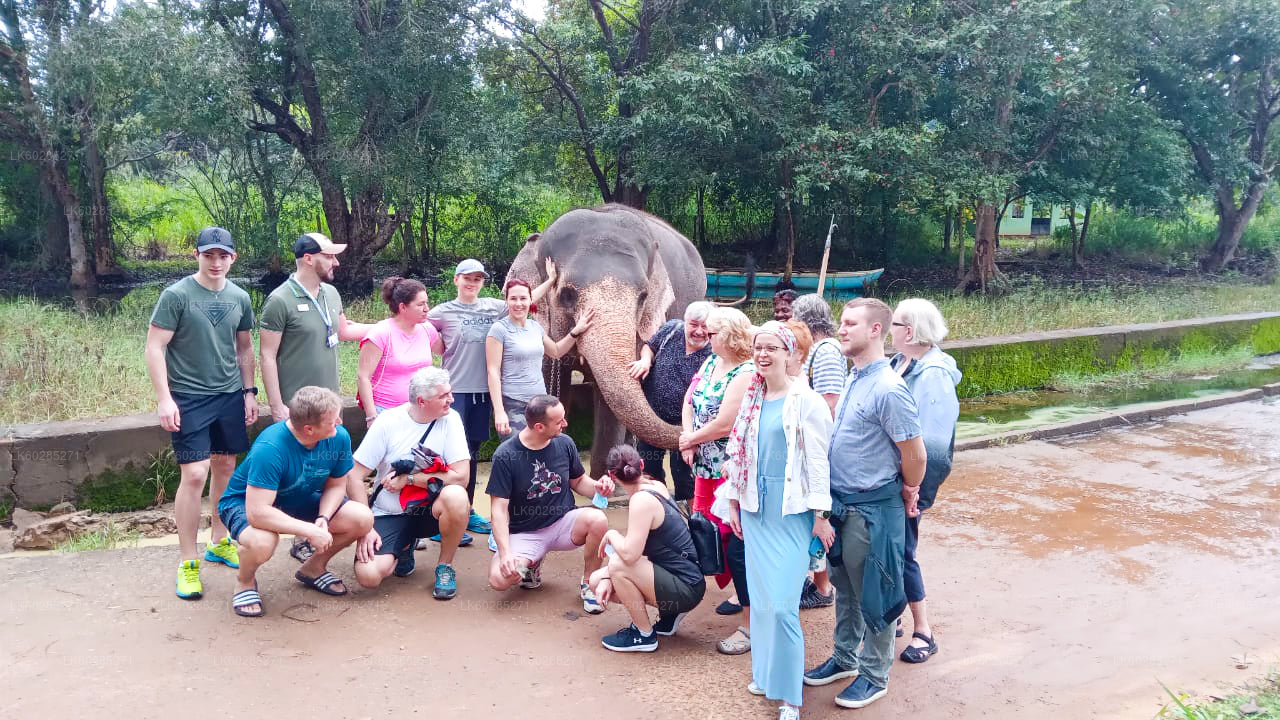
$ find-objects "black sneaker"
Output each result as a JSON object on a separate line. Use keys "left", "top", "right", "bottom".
{"left": 601, "top": 624, "right": 658, "bottom": 653}
{"left": 799, "top": 582, "right": 834, "bottom": 610}
{"left": 653, "top": 612, "right": 689, "bottom": 637}
{"left": 804, "top": 656, "right": 859, "bottom": 686}
{"left": 393, "top": 548, "right": 416, "bottom": 577}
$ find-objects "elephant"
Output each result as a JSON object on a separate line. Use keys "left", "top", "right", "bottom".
{"left": 508, "top": 204, "right": 707, "bottom": 476}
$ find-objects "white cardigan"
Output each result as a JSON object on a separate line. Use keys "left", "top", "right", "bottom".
{"left": 718, "top": 379, "right": 833, "bottom": 516}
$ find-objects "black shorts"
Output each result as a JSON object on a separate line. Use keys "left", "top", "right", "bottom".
{"left": 171, "top": 390, "right": 249, "bottom": 464}
{"left": 374, "top": 512, "right": 442, "bottom": 558}
{"left": 452, "top": 392, "right": 493, "bottom": 447}
{"left": 653, "top": 564, "right": 706, "bottom": 617}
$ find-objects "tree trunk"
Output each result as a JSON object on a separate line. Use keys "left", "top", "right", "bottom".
{"left": 1203, "top": 180, "right": 1268, "bottom": 272}
{"left": 1078, "top": 202, "right": 1092, "bottom": 267}
{"left": 695, "top": 185, "right": 706, "bottom": 247}
{"left": 80, "top": 113, "right": 118, "bottom": 277}
{"left": 39, "top": 173, "right": 69, "bottom": 270}
{"left": 956, "top": 201, "right": 1004, "bottom": 293}
{"left": 400, "top": 199, "right": 416, "bottom": 276}
{"left": 956, "top": 207, "right": 967, "bottom": 281}
{"left": 1066, "top": 204, "right": 1081, "bottom": 269}
{"left": 942, "top": 205, "right": 952, "bottom": 253}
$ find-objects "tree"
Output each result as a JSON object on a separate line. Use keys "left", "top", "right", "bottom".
{"left": 207, "top": 0, "right": 474, "bottom": 286}
{"left": 1138, "top": 0, "right": 1280, "bottom": 271}
{"left": 0, "top": 0, "right": 95, "bottom": 289}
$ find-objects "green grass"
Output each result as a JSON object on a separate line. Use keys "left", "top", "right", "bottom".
{"left": 740, "top": 278, "right": 1280, "bottom": 339}
{"left": 54, "top": 521, "right": 142, "bottom": 553}
{"left": 1049, "top": 345, "right": 1256, "bottom": 394}
{"left": 3, "top": 277, "right": 1279, "bottom": 425}
{"left": 1159, "top": 672, "right": 1280, "bottom": 719}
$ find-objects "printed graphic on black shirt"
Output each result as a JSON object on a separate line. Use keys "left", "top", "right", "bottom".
{"left": 526, "top": 460, "right": 564, "bottom": 499}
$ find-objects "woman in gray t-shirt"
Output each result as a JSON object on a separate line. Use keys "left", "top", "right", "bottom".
{"left": 486, "top": 278, "right": 594, "bottom": 435}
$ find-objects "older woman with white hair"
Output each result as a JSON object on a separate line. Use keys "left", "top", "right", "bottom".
{"left": 888, "top": 298, "right": 962, "bottom": 664}
{"left": 627, "top": 300, "right": 715, "bottom": 502}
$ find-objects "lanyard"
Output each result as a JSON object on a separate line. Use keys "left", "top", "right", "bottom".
{"left": 288, "top": 275, "right": 333, "bottom": 332}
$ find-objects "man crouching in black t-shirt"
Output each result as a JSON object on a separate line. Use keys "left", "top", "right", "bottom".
{"left": 487, "top": 394, "right": 614, "bottom": 614}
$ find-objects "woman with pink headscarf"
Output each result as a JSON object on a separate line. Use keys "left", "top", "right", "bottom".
{"left": 720, "top": 321, "right": 834, "bottom": 720}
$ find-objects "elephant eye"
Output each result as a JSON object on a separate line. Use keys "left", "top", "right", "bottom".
{"left": 558, "top": 286, "right": 578, "bottom": 309}
{"left": 637, "top": 290, "right": 648, "bottom": 307}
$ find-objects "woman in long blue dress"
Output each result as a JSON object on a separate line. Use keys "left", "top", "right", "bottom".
{"left": 722, "top": 321, "right": 834, "bottom": 720}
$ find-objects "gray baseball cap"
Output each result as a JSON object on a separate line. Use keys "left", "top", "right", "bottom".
{"left": 454, "top": 259, "right": 490, "bottom": 277}
{"left": 196, "top": 227, "right": 235, "bottom": 254}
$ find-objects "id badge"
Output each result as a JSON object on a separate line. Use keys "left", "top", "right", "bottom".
{"left": 327, "top": 332, "right": 339, "bottom": 348}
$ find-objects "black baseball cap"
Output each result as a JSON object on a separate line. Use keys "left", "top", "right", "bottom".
{"left": 196, "top": 227, "right": 235, "bottom": 254}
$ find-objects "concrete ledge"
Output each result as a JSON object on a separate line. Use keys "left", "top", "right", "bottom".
{"left": 1, "top": 401, "right": 371, "bottom": 509}
{"left": 955, "top": 389, "right": 1265, "bottom": 451}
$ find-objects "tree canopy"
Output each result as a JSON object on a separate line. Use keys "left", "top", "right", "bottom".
{"left": 1, "top": 0, "right": 1277, "bottom": 292}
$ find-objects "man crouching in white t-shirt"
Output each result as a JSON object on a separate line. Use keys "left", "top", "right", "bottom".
{"left": 348, "top": 367, "right": 471, "bottom": 599}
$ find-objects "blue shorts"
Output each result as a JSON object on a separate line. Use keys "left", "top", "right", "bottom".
{"left": 170, "top": 390, "right": 249, "bottom": 464}
{"left": 219, "top": 497, "right": 347, "bottom": 542}
{"left": 452, "top": 392, "right": 493, "bottom": 447}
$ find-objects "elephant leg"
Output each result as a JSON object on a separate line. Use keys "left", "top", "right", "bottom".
{"left": 590, "top": 387, "right": 626, "bottom": 480}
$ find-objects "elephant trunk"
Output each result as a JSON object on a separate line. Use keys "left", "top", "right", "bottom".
{"left": 575, "top": 281, "right": 681, "bottom": 449}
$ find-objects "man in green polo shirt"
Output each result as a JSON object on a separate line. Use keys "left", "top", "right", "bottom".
{"left": 260, "top": 232, "right": 371, "bottom": 563}
{"left": 259, "top": 233, "right": 371, "bottom": 421}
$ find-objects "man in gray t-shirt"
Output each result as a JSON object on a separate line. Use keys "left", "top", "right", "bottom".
{"left": 144, "top": 227, "right": 258, "bottom": 602}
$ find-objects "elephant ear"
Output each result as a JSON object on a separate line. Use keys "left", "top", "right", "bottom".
{"left": 637, "top": 238, "right": 675, "bottom": 341}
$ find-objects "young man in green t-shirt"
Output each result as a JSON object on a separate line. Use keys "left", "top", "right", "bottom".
{"left": 144, "top": 227, "right": 258, "bottom": 600}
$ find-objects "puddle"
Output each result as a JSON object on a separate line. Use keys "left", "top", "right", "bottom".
{"left": 958, "top": 353, "right": 1280, "bottom": 439}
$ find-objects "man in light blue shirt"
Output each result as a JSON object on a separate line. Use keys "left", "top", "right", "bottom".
{"left": 804, "top": 298, "right": 926, "bottom": 710}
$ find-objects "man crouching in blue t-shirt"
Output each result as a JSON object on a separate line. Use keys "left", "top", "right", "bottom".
{"left": 217, "top": 386, "right": 375, "bottom": 617}
{"left": 487, "top": 394, "right": 614, "bottom": 614}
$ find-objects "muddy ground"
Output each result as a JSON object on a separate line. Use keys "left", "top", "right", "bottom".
{"left": 2, "top": 400, "right": 1278, "bottom": 719}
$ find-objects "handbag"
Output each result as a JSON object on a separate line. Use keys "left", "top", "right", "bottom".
{"left": 687, "top": 510, "right": 725, "bottom": 576}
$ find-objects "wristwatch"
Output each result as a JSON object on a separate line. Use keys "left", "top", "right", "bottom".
{"left": 243, "top": 386, "right": 259, "bottom": 396}
{"left": 817, "top": 510, "right": 832, "bottom": 520}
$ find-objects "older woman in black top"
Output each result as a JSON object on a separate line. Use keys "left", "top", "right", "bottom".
{"left": 590, "top": 444, "right": 707, "bottom": 653}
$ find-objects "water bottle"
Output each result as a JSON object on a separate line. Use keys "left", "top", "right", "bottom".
{"left": 592, "top": 491, "right": 609, "bottom": 509}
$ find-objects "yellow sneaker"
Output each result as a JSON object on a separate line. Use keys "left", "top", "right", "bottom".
{"left": 203, "top": 537, "right": 240, "bottom": 569}
{"left": 176, "top": 559, "right": 203, "bottom": 600}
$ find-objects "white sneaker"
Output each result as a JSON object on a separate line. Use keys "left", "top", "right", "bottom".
{"left": 580, "top": 582, "right": 603, "bottom": 614}
{"left": 747, "top": 681, "right": 765, "bottom": 696}
{"left": 778, "top": 705, "right": 800, "bottom": 720}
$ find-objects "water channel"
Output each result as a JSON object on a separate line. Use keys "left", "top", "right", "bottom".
{"left": 957, "top": 353, "right": 1280, "bottom": 439}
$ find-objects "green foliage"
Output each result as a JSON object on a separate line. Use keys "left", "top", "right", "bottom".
{"left": 76, "top": 449, "right": 179, "bottom": 513}
{"left": 55, "top": 522, "right": 142, "bottom": 553}
{"left": 950, "top": 312, "right": 1272, "bottom": 397}
{"left": 1158, "top": 673, "right": 1280, "bottom": 720}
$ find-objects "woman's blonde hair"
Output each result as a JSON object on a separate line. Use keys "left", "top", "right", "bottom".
{"left": 707, "top": 307, "right": 754, "bottom": 362}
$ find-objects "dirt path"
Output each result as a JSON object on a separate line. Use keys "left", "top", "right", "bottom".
{"left": 2, "top": 400, "right": 1279, "bottom": 719}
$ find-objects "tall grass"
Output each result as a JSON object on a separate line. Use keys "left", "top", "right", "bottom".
{"left": 4, "top": 277, "right": 1280, "bottom": 425}
{"left": 54, "top": 522, "right": 142, "bottom": 553}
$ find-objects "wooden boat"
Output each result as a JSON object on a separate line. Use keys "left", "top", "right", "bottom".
{"left": 705, "top": 267, "right": 884, "bottom": 301}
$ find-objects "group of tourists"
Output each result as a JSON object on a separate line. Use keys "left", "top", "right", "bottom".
{"left": 146, "top": 227, "right": 962, "bottom": 718}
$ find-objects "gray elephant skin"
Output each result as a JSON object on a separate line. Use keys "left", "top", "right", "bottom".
{"left": 508, "top": 204, "right": 707, "bottom": 475}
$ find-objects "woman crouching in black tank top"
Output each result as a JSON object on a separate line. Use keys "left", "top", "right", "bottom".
{"left": 591, "top": 444, "right": 707, "bottom": 653}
